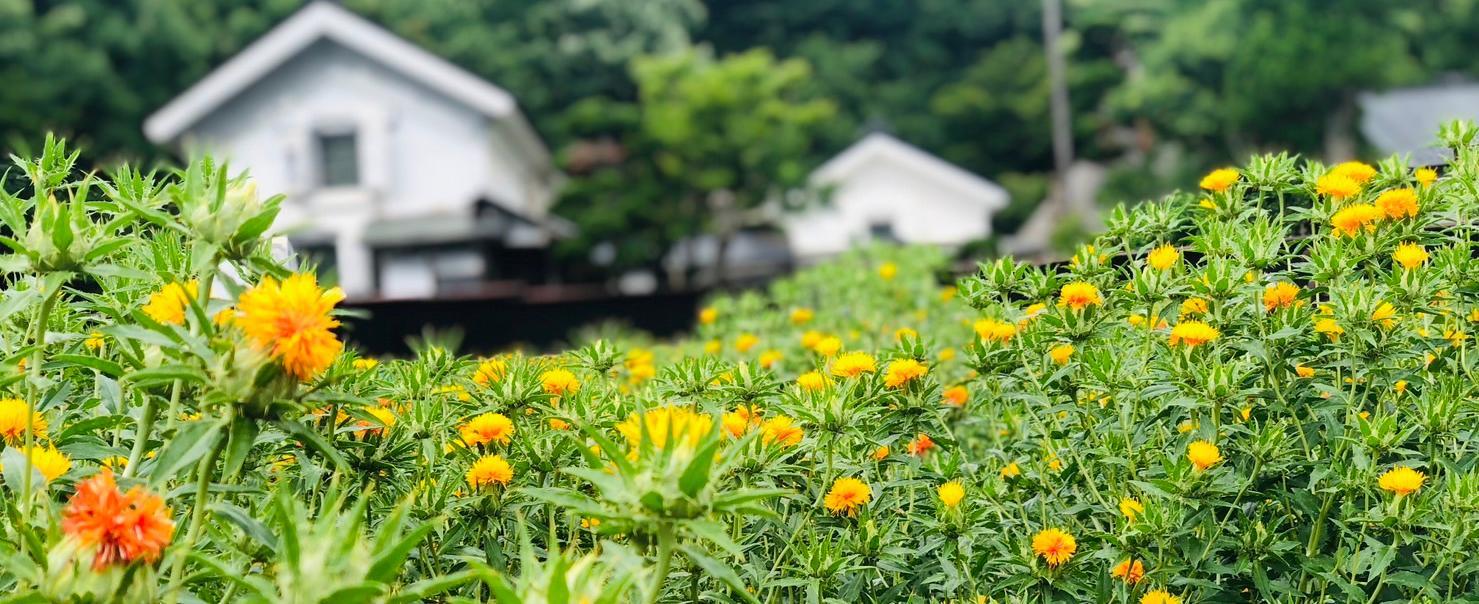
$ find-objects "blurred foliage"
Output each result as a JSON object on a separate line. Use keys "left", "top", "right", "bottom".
{"left": 5, "top": 0, "right": 1479, "bottom": 268}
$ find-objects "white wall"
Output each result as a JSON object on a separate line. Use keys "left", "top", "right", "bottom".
{"left": 784, "top": 155, "right": 995, "bottom": 261}
{"left": 180, "top": 40, "right": 541, "bottom": 296}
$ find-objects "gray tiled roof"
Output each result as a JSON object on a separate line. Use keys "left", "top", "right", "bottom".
{"left": 1358, "top": 83, "right": 1479, "bottom": 165}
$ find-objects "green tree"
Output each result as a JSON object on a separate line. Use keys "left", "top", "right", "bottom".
{"left": 1088, "top": 0, "right": 1425, "bottom": 159}
{"left": 633, "top": 48, "right": 835, "bottom": 284}
{"left": 555, "top": 48, "right": 836, "bottom": 283}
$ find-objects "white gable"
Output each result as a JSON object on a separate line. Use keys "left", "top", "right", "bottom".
{"left": 144, "top": 2, "right": 548, "bottom": 167}
{"left": 811, "top": 133, "right": 1008, "bottom": 210}
{"left": 785, "top": 133, "right": 1009, "bottom": 261}
{"left": 141, "top": 2, "right": 566, "bottom": 300}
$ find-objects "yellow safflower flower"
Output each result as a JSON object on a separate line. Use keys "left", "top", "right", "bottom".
{"left": 236, "top": 274, "right": 344, "bottom": 381}
{"left": 616, "top": 406, "right": 712, "bottom": 450}
{"left": 1315, "top": 318, "right": 1344, "bottom": 341}
{"left": 937, "top": 481, "right": 965, "bottom": 508}
{"left": 796, "top": 371, "right": 829, "bottom": 391}
{"left": 26, "top": 445, "right": 71, "bottom": 483}
{"left": 1179, "top": 297, "right": 1208, "bottom": 317}
{"left": 942, "top": 385, "right": 969, "bottom": 407}
{"left": 878, "top": 262, "right": 897, "bottom": 280}
{"left": 1378, "top": 466, "right": 1425, "bottom": 496}
{"left": 460, "top": 412, "right": 515, "bottom": 447}
{"left": 1049, "top": 344, "right": 1074, "bottom": 365}
{"left": 1331, "top": 203, "right": 1382, "bottom": 237}
{"left": 540, "top": 369, "right": 581, "bottom": 396}
{"left": 1371, "top": 302, "right": 1398, "bottom": 327}
{"left": 1169, "top": 321, "right": 1220, "bottom": 347}
{"left": 974, "top": 318, "right": 1015, "bottom": 343}
{"left": 1332, "top": 161, "right": 1376, "bottom": 184}
{"left": 472, "top": 357, "right": 506, "bottom": 385}
{"left": 830, "top": 352, "right": 877, "bottom": 377}
{"left": 823, "top": 477, "right": 872, "bottom": 516}
{"left": 1187, "top": 440, "right": 1223, "bottom": 471}
{"left": 790, "top": 307, "right": 814, "bottom": 325}
{"left": 1112, "top": 559, "right": 1145, "bottom": 584}
{"left": 141, "top": 280, "right": 198, "bottom": 325}
{"left": 0, "top": 398, "right": 46, "bottom": 444}
{"left": 1146, "top": 244, "right": 1179, "bottom": 270}
{"left": 812, "top": 336, "right": 843, "bottom": 357}
{"left": 1393, "top": 242, "right": 1427, "bottom": 270}
{"left": 760, "top": 415, "right": 804, "bottom": 447}
{"left": 1119, "top": 497, "right": 1144, "bottom": 523}
{"left": 1140, "top": 590, "right": 1182, "bottom": 604}
{"left": 1415, "top": 167, "right": 1437, "bottom": 187}
{"left": 758, "top": 349, "right": 783, "bottom": 369}
{"left": 466, "top": 454, "right": 513, "bottom": 489}
{"left": 1316, "top": 173, "right": 1360, "bottom": 199}
{"left": 1199, "top": 168, "right": 1239, "bottom": 192}
{"left": 882, "top": 358, "right": 927, "bottom": 388}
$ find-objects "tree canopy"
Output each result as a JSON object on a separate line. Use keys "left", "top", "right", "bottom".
{"left": 2, "top": 0, "right": 1475, "bottom": 265}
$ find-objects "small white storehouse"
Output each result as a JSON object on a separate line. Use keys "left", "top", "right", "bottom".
{"left": 144, "top": 2, "right": 567, "bottom": 300}
{"left": 783, "top": 133, "right": 1009, "bottom": 263}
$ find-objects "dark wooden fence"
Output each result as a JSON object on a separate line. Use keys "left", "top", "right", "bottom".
{"left": 340, "top": 286, "right": 704, "bottom": 356}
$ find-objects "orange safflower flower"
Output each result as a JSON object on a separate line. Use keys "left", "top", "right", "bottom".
{"left": 1375, "top": 188, "right": 1418, "bottom": 219}
{"left": 1031, "top": 528, "right": 1077, "bottom": 566}
{"left": 62, "top": 468, "right": 175, "bottom": 570}
{"left": 1262, "top": 282, "right": 1300, "bottom": 311}
{"left": 907, "top": 433, "right": 936, "bottom": 457}
{"left": 1058, "top": 282, "right": 1103, "bottom": 310}
{"left": 1111, "top": 559, "right": 1145, "bottom": 584}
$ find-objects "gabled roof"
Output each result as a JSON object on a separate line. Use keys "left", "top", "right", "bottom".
{"left": 143, "top": 2, "right": 549, "bottom": 164}
{"left": 1358, "top": 82, "right": 1478, "bottom": 165}
{"left": 811, "top": 132, "right": 1008, "bottom": 210}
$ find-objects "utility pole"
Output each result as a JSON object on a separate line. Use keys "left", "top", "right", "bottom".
{"left": 1042, "top": 0, "right": 1074, "bottom": 179}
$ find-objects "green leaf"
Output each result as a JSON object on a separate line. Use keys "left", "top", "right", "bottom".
{"left": 388, "top": 569, "right": 484, "bottom": 604}
{"left": 44, "top": 353, "right": 124, "bottom": 378}
{"left": 366, "top": 520, "right": 434, "bottom": 583}
{"left": 322, "top": 583, "right": 387, "bottom": 603}
{"left": 148, "top": 420, "right": 223, "bottom": 487}
{"left": 678, "top": 435, "right": 723, "bottom": 498}
{"left": 679, "top": 544, "right": 759, "bottom": 604}
{"left": 186, "top": 552, "right": 274, "bottom": 599}
{"left": 277, "top": 419, "right": 349, "bottom": 472}
{"left": 220, "top": 420, "right": 258, "bottom": 481}
{"left": 123, "top": 364, "right": 208, "bottom": 387}
{"left": 210, "top": 502, "right": 277, "bottom": 553}
{"left": 684, "top": 519, "right": 744, "bottom": 558}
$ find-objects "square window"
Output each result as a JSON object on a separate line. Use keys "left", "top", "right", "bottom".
{"left": 869, "top": 220, "right": 897, "bottom": 242}
{"left": 317, "top": 131, "right": 359, "bottom": 187}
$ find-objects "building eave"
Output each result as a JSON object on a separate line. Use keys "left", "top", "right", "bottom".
{"left": 143, "top": 2, "right": 552, "bottom": 167}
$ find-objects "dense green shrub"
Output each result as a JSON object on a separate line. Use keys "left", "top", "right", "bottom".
{"left": 1, "top": 124, "right": 1478, "bottom": 603}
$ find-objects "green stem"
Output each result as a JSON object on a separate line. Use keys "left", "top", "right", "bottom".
{"left": 122, "top": 385, "right": 166, "bottom": 479}
{"left": 165, "top": 415, "right": 229, "bottom": 604}
{"left": 645, "top": 523, "right": 677, "bottom": 604}
{"left": 21, "top": 284, "right": 61, "bottom": 513}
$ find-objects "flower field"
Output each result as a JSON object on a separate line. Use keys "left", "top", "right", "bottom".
{"left": 2, "top": 124, "right": 1479, "bottom": 603}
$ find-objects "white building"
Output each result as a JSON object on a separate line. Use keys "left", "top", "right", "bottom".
{"left": 783, "top": 133, "right": 1009, "bottom": 263}
{"left": 144, "top": 2, "right": 567, "bottom": 300}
